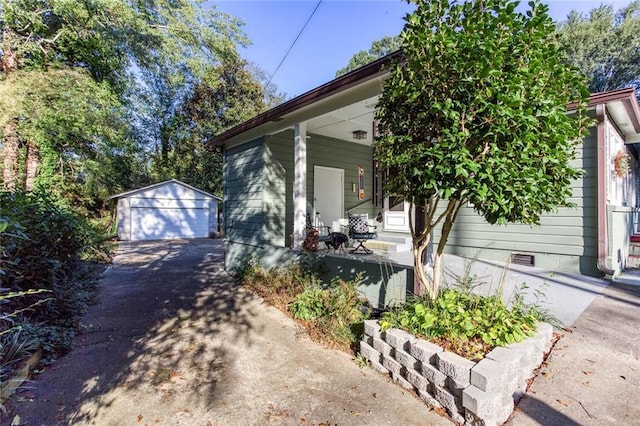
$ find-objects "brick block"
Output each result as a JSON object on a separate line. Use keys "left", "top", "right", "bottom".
{"left": 406, "top": 367, "right": 430, "bottom": 393}
{"left": 382, "top": 355, "right": 406, "bottom": 376}
{"left": 537, "top": 322, "right": 554, "bottom": 353}
{"left": 409, "top": 339, "right": 443, "bottom": 365}
{"left": 369, "top": 359, "right": 390, "bottom": 375}
{"left": 509, "top": 374, "right": 527, "bottom": 401}
{"left": 436, "top": 351, "right": 475, "bottom": 385}
{"left": 418, "top": 389, "right": 443, "bottom": 409}
{"left": 485, "top": 347, "right": 520, "bottom": 377}
{"left": 359, "top": 341, "right": 382, "bottom": 364}
{"left": 421, "top": 362, "right": 447, "bottom": 388}
{"left": 465, "top": 408, "right": 510, "bottom": 426}
{"left": 363, "top": 334, "right": 373, "bottom": 346}
{"left": 372, "top": 337, "right": 395, "bottom": 358}
{"left": 364, "top": 320, "right": 382, "bottom": 338}
{"left": 392, "top": 372, "right": 414, "bottom": 391}
{"left": 384, "top": 328, "right": 414, "bottom": 351}
{"left": 434, "top": 386, "right": 463, "bottom": 415}
{"left": 462, "top": 385, "right": 514, "bottom": 419}
{"left": 446, "top": 376, "right": 469, "bottom": 398}
{"left": 471, "top": 358, "right": 509, "bottom": 393}
{"left": 507, "top": 339, "right": 537, "bottom": 372}
{"left": 395, "top": 349, "right": 421, "bottom": 370}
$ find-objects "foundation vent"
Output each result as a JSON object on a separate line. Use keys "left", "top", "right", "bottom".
{"left": 511, "top": 253, "right": 535, "bottom": 267}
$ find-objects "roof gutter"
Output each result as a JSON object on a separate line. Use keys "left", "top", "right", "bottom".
{"left": 596, "top": 104, "right": 615, "bottom": 276}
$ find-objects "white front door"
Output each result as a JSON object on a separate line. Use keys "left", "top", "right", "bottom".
{"left": 384, "top": 199, "right": 411, "bottom": 232}
{"left": 313, "top": 166, "right": 344, "bottom": 230}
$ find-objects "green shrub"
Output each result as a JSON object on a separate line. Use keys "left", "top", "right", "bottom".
{"left": 289, "top": 275, "right": 368, "bottom": 349}
{"left": 381, "top": 259, "right": 556, "bottom": 360}
{"left": 232, "top": 251, "right": 259, "bottom": 281}
{"left": 241, "top": 259, "right": 368, "bottom": 351}
{"left": 0, "top": 189, "right": 108, "bottom": 374}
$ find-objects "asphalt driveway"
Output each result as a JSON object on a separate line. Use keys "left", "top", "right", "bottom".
{"left": 9, "top": 239, "right": 450, "bottom": 425}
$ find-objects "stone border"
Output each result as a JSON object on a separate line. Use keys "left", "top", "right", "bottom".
{"left": 360, "top": 320, "right": 554, "bottom": 425}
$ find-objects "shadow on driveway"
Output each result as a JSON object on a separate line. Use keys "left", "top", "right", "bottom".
{"left": 9, "top": 239, "right": 450, "bottom": 425}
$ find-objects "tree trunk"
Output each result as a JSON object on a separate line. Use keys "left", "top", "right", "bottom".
{"left": 25, "top": 140, "right": 40, "bottom": 190}
{"left": 2, "top": 122, "right": 20, "bottom": 190}
{"left": 431, "top": 200, "right": 464, "bottom": 297}
{"left": 413, "top": 234, "right": 436, "bottom": 299}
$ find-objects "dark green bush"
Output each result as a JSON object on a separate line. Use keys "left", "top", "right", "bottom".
{"left": 241, "top": 257, "right": 368, "bottom": 352}
{"left": 1, "top": 189, "right": 106, "bottom": 365}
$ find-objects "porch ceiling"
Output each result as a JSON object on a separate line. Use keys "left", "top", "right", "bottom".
{"left": 306, "top": 96, "right": 378, "bottom": 146}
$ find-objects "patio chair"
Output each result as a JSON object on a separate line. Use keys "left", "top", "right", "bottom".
{"left": 304, "top": 213, "right": 332, "bottom": 251}
{"left": 347, "top": 214, "right": 377, "bottom": 254}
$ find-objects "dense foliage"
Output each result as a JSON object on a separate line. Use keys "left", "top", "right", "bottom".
{"left": 381, "top": 289, "right": 539, "bottom": 361}
{"left": 1, "top": 0, "right": 275, "bottom": 206}
{"left": 335, "top": 36, "right": 401, "bottom": 77}
{"left": 239, "top": 255, "right": 368, "bottom": 351}
{"left": 1, "top": 190, "right": 108, "bottom": 383}
{"left": 375, "top": 0, "right": 590, "bottom": 299}
{"left": 558, "top": 1, "right": 640, "bottom": 96}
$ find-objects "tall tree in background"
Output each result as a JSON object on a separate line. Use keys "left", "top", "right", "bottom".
{"left": 0, "top": 0, "right": 254, "bottom": 208}
{"left": 0, "top": 69, "right": 136, "bottom": 211}
{"left": 375, "top": 0, "right": 590, "bottom": 299}
{"left": 160, "top": 59, "right": 274, "bottom": 195}
{"left": 557, "top": 1, "right": 640, "bottom": 96}
{"left": 335, "top": 36, "right": 401, "bottom": 77}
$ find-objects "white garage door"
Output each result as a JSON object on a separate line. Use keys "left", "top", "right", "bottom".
{"left": 131, "top": 207, "right": 209, "bottom": 241}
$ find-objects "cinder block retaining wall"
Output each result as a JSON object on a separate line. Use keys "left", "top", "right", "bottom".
{"left": 360, "top": 320, "right": 554, "bottom": 425}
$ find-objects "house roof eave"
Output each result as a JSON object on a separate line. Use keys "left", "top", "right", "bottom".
{"left": 208, "top": 50, "right": 401, "bottom": 147}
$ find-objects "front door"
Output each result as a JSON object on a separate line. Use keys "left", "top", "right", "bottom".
{"left": 384, "top": 198, "right": 411, "bottom": 232}
{"left": 313, "top": 166, "right": 344, "bottom": 230}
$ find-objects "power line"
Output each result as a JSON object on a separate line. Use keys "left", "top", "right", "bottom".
{"left": 266, "top": 0, "right": 322, "bottom": 90}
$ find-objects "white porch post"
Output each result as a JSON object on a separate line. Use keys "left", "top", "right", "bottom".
{"left": 293, "top": 122, "right": 307, "bottom": 249}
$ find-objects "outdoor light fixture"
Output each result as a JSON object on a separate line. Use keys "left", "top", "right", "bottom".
{"left": 352, "top": 130, "right": 367, "bottom": 140}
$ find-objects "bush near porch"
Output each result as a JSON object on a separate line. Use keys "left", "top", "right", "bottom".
{"left": 235, "top": 253, "right": 369, "bottom": 352}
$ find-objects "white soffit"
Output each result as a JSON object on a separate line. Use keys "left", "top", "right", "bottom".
{"left": 608, "top": 100, "right": 640, "bottom": 144}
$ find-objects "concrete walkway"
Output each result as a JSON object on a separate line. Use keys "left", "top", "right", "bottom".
{"left": 7, "top": 239, "right": 450, "bottom": 426}
{"left": 508, "top": 271, "right": 640, "bottom": 425}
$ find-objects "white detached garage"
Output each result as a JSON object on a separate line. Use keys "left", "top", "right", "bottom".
{"left": 110, "top": 179, "right": 221, "bottom": 241}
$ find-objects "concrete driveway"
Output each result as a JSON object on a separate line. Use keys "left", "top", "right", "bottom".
{"left": 9, "top": 239, "right": 450, "bottom": 425}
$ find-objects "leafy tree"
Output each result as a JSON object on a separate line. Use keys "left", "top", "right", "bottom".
{"left": 156, "top": 59, "right": 271, "bottom": 195}
{"left": 0, "top": 69, "right": 136, "bottom": 212}
{"left": 0, "top": 0, "right": 249, "bottom": 206}
{"left": 375, "top": 0, "right": 590, "bottom": 299}
{"left": 557, "top": 1, "right": 640, "bottom": 96}
{"left": 336, "top": 36, "right": 401, "bottom": 77}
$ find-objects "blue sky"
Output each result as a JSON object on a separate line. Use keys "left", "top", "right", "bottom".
{"left": 214, "top": 1, "right": 633, "bottom": 99}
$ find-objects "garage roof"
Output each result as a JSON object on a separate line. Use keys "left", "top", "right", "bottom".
{"left": 108, "top": 179, "right": 222, "bottom": 201}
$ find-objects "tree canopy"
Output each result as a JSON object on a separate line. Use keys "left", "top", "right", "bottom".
{"left": 375, "top": 0, "right": 591, "bottom": 299}
{"left": 0, "top": 0, "right": 273, "bottom": 211}
{"left": 557, "top": 0, "right": 640, "bottom": 96}
{"left": 335, "top": 36, "right": 401, "bottom": 77}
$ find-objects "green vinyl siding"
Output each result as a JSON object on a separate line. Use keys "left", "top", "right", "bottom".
{"left": 266, "top": 130, "right": 377, "bottom": 238}
{"left": 306, "top": 133, "right": 376, "bottom": 218}
{"left": 266, "top": 132, "right": 295, "bottom": 244}
{"left": 224, "top": 138, "right": 265, "bottom": 247}
{"left": 264, "top": 138, "right": 287, "bottom": 247}
{"left": 433, "top": 128, "right": 599, "bottom": 275}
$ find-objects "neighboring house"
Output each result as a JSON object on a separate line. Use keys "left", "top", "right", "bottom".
{"left": 109, "top": 179, "right": 221, "bottom": 241}
{"left": 209, "top": 53, "right": 640, "bottom": 290}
